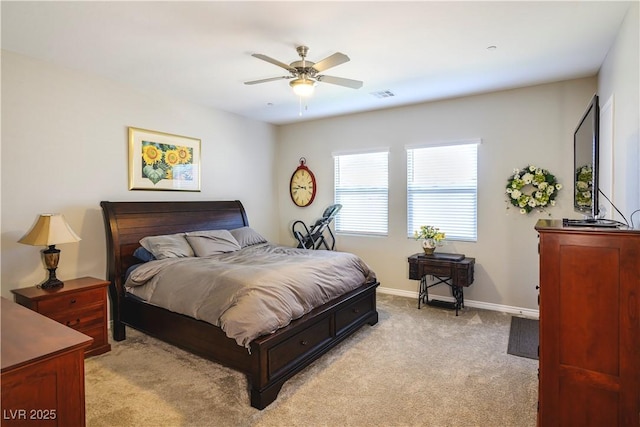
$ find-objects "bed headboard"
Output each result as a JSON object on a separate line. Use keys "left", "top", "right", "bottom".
{"left": 100, "top": 200, "right": 249, "bottom": 299}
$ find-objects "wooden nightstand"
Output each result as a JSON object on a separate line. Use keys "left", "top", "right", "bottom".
{"left": 12, "top": 277, "right": 111, "bottom": 357}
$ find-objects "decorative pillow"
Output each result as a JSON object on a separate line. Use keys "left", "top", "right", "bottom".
{"left": 139, "top": 233, "right": 194, "bottom": 259}
{"left": 185, "top": 229, "right": 241, "bottom": 257}
{"left": 230, "top": 226, "right": 268, "bottom": 248}
{"left": 133, "top": 246, "right": 156, "bottom": 263}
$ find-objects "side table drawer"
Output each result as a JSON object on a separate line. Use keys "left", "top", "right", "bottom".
{"left": 409, "top": 263, "right": 420, "bottom": 280}
{"left": 453, "top": 263, "right": 474, "bottom": 287}
{"left": 46, "top": 304, "right": 104, "bottom": 330}
{"left": 37, "top": 288, "right": 104, "bottom": 315}
{"left": 410, "top": 262, "right": 451, "bottom": 279}
{"left": 423, "top": 264, "right": 452, "bottom": 277}
{"left": 80, "top": 324, "right": 107, "bottom": 349}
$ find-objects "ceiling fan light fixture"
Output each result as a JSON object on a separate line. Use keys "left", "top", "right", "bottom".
{"left": 290, "top": 78, "right": 316, "bottom": 97}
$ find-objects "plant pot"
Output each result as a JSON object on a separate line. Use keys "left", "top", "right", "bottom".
{"left": 421, "top": 238, "right": 436, "bottom": 255}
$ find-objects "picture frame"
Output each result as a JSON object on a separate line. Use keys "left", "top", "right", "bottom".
{"left": 128, "top": 127, "right": 201, "bottom": 191}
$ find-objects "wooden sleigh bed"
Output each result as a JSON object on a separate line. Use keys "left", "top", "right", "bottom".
{"left": 100, "top": 200, "right": 379, "bottom": 409}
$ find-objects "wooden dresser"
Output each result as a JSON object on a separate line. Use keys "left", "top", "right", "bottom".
{"left": 535, "top": 220, "right": 639, "bottom": 426}
{"left": 1, "top": 297, "right": 93, "bottom": 426}
{"left": 11, "top": 277, "right": 111, "bottom": 357}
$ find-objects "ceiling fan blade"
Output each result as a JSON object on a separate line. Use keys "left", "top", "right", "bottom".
{"left": 311, "top": 52, "right": 350, "bottom": 73}
{"left": 251, "top": 53, "right": 297, "bottom": 73}
{"left": 317, "top": 75, "right": 363, "bottom": 89}
{"left": 244, "top": 76, "right": 291, "bottom": 85}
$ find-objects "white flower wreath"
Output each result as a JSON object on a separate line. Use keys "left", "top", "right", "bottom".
{"left": 506, "top": 165, "right": 562, "bottom": 214}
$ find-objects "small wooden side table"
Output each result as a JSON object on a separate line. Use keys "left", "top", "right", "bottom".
{"left": 408, "top": 252, "right": 475, "bottom": 315}
{"left": 12, "top": 277, "right": 111, "bottom": 357}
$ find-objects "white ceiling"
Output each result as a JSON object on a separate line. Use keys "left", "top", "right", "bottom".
{"left": 1, "top": 1, "right": 631, "bottom": 125}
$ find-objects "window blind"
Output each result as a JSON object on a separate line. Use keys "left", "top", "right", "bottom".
{"left": 334, "top": 150, "right": 388, "bottom": 235}
{"left": 407, "top": 141, "right": 479, "bottom": 241}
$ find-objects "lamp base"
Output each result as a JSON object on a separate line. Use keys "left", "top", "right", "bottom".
{"left": 39, "top": 277, "right": 64, "bottom": 289}
{"left": 38, "top": 246, "right": 64, "bottom": 289}
{"left": 38, "top": 266, "right": 64, "bottom": 290}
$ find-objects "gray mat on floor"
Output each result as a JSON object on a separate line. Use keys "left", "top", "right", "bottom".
{"left": 507, "top": 316, "right": 539, "bottom": 360}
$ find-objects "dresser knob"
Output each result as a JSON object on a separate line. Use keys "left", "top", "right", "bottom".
{"left": 300, "top": 340, "right": 308, "bottom": 346}
{"left": 70, "top": 299, "right": 77, "bottom": 304}
{"left": 352, "top": 308, "right": 360, "bottom": 314}
{"left": 66, "top": 318, "right": 80, "bottom": 327}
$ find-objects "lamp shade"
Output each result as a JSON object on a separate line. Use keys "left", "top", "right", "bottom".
{"left": 19, "top": 214, "right": 81, "bottom": 246}
{"left": 290, "top": 78, "right": 316, "bottom": 97}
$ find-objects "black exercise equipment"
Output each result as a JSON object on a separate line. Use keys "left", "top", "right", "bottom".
{"left": 292, "top": 204, "right": 342, "bottom": 250}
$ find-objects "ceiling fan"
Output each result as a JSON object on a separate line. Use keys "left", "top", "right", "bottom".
{"left": 244, "top": 45, "right": 363, "bottom": 97}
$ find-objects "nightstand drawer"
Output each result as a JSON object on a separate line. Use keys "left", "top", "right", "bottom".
{"left": 47, "top": 304, "right": 104, "bottom": 330}
{"left": 37, "top": 288, "right": 104, "bottom": 315}
{"left": 79, "top": 324, "right": 107, "bottom": 348}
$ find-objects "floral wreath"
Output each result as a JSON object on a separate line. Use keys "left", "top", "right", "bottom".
{"left": 506, "top": 165, "right": 562, "bottom": 214}
{"left": 575, "top": 164, "right": 593, "bottom": 209}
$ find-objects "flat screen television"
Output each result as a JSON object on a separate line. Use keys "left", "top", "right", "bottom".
{"left": 573, "top": 94, "right": 600, "bottom": 219}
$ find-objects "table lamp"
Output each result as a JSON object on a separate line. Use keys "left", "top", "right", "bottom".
{"left": 18, "top": 213, "right": 81, "bottom": 289}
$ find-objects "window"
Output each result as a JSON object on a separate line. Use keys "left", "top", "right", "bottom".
{"left": 407, "top": 140, "right": 479, "bottom": 241}
{"left": 334, "top": 150, "right": 388, "bottom": 235}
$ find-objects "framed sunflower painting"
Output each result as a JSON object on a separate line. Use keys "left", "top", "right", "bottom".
{"left": 128, "top": 127, "right": 201, "bottom": 191}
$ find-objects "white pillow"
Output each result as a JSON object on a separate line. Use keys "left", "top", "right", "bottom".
{"left": 185, "top": 229, "right": 241, "bottom": 257}
{"left": 229, "top": 226, "right": 267, "bottom": 248}
{"left": 139, "top": 233, "right": 194, "bottom": 259}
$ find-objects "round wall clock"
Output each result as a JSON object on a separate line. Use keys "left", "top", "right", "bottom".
{"left": 289, "top": 158, "right": 317, "bottom": 207}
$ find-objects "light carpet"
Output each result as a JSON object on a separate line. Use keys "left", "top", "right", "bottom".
{"left": 85, "top": 293, "right": 538, "bottom": 426}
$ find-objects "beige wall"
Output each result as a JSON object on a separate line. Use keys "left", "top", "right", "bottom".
{"left": 1, "top": 51, "right": 279, "bottom": 298}
{"left": 276, "top": 78, "right": 597, "bottom": 313}
{"left": 3, "top": 7, "right": 637, "bottom": 314}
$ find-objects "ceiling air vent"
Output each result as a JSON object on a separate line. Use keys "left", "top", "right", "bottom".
{"left": 370, "top": 90, "right": 395, "bottom": 99}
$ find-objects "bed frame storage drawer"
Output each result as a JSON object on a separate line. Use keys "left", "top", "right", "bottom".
{"left": 336, "top": 294, "right": 374, "bottom": 335}
{"left": 268, "top": 317, "right": 332, "bottom": 378}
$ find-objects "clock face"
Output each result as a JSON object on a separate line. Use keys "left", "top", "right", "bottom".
{"left": 290, "top": 166, "right": 316, "bottom": 207}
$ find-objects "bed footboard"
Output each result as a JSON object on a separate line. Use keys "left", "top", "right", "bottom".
{"left": 249, "top": 281, "right": 379, "bottom": 409}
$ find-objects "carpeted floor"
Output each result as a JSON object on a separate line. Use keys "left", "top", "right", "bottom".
{"left": 85, "top": 293, "right": 538, "bottom": 426}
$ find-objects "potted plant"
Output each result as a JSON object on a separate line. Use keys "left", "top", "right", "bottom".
{"left": 414, "top": 225, "right": 445, "bottom": 255}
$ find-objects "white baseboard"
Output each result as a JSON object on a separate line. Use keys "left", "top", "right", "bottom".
{"left": 377, "top": 286, "right": 539, "bottom": 319}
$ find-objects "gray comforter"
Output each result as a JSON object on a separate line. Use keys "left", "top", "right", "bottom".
{"left": 125, "top": 243, "right": 376, "bottom": 348}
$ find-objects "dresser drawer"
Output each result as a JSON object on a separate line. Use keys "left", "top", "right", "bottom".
{"left": 37, "top": 288, "right": 104, "bottom": 315}
{"left": 268, "top": 317, "right": 332, "bottom": 378}
{"left": 46, "top": 304, "right": 105, "bottom": 330}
